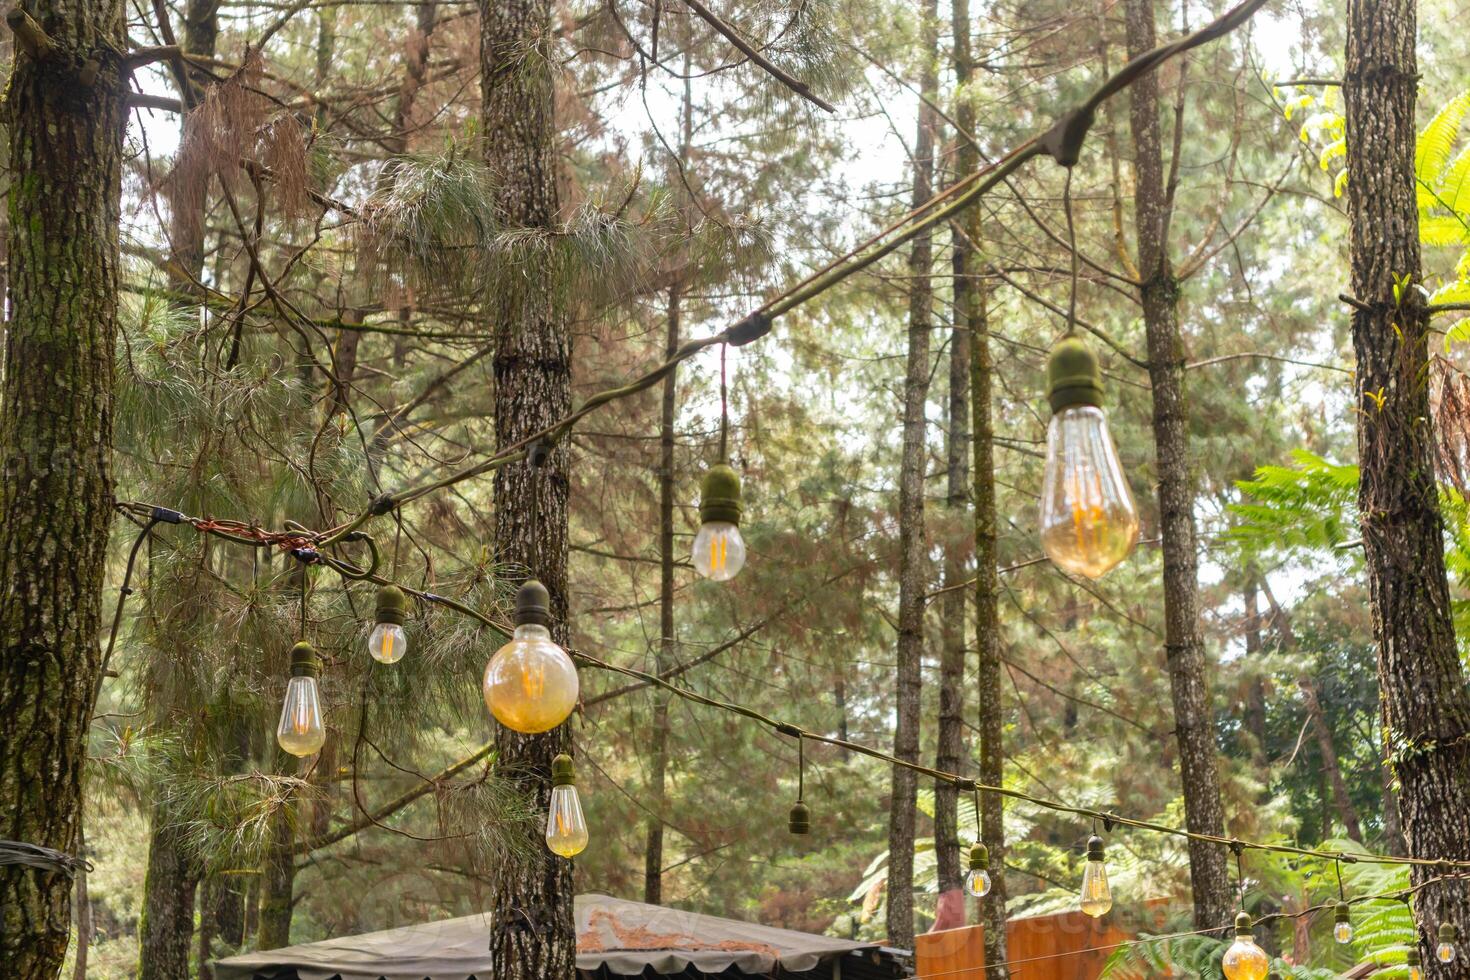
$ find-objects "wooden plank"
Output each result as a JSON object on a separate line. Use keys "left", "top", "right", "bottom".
{"left": 915, "top": 912, "right": 1134, "bottom": 979}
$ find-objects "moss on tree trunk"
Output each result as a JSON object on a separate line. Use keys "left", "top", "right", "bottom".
{"left": 0, "top": 4, "right": 126, "bottom": 974}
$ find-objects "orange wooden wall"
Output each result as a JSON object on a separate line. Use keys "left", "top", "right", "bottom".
{"left": 914, "top": 912, "right": 1133, "bottom": 979}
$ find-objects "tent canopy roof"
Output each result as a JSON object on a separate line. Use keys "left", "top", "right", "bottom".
{"left": 214, "top": 893, "right": 905, "bottom": 980}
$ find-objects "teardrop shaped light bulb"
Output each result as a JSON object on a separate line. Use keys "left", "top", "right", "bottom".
{"left": 277, "top": 675, "right": 325, "bottom": 757}
{"left": 1039, "top": 404, "right": 1140, "bottom": 578}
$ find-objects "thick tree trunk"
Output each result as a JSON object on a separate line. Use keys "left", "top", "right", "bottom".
{"left": 1344, "top": 0, "right": 1470, "bottom": 968}
{"left": 1122, "top": 0, "right": 1231, "bottom": 929}
{"left": 886, "top": 0, "right": 938, "bottom": 949}
{"left": 0, "top": 0, "right": 125, "bottom": 972}
{"left": 482, "top": 1, "right": 576, "bottom": 976}
{"left": 644, "top": 284, "right": 678, "bottom": 906}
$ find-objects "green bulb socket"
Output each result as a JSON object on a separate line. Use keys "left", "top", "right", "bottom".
{"left": 514, "top": 579, "right": 552, "bottom": 628}
{"left": 1086, "top": 835, "right": 1105, "bottom": 862}
{"left": 551, "top": 753, "right": 575, "bottom": 786}
{"left": 375, "top": 584, "right": 407, "bottom": 626}
{"left": 1334, "top": 902, "right": 1351, "bottom": 924}
{"left": 1407, "top": 948, "right": 1421, "bottom": 966}
{"left": 699, "top": 464, "right": 743, "bottom": 526}
{"left": 1234, "top": 911, "right": 1253, "bottom": 937}
{"left": 788, "top": 800, "right": 810, "bottom": 835}
{"left": 289, "top": 641, "right": 321, "bottom": 678}
{"left": 969, "top": 842, "right": 989, "bottom": 871}
{"left": 1046, "top": 336, "right": 1104, "bottom": 414}
{"left": 1440, "top": 922, "right": 1458, "bottom": 943}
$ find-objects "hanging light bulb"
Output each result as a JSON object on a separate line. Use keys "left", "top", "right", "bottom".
{"left": 1438, "top": 923, "right": 1459, "bottom": 964}
{"left": 1407, "top": 947, "right": 1424, "bottom": 980}
{"left": 692, "top": 463, "right": 746, "bottom": 581}
{"left": 483, "top": 580, "right": 579, "bottom": 733}
{"left": 1079, "top": 835, "right": 1112, "bottom": 917}
{"left": 1038, "top": 337, "right": 1140, "bottom": 579}
{"left": 964, "top": 842, "right": 992, "bottom": 898}
{"left": 367, "top": 584, "right": 408, "bottom": 664}
{"left": 1222, "top": 912, "right": 1271, "bottom": 980}
{"left": 1333, "top": 902, "right": 1353, "bottom": 944}
{"left": 277, "top": 641, "right": 326, "bottom": 757}
{"left": 545, "top": 754, "right": 589, "bottom": 857}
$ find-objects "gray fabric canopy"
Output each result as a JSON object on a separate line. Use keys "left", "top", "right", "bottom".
{"left": 213, "top": 893, "right": 904, "bottom": 980}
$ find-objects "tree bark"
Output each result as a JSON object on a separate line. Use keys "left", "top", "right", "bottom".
{"left": 644, "top": 283, "right": 678, "bottom": 906}
{"left": 1344, "top": 0, "right": 1470, "bottom": 968}
{"left": 137, "top": 803, "right": 200, "bottom": 979}
{"left": 482, "top": 1, "right": 576, "bottom": 976}
{"left": 0, "top": 0, "right": 125, "bottom": 972}
{"left": 886, "top": 0, "right": 938, "bottom": 950}
{"left": 1122, "top": 0, "right": 1231, "bottom": 930}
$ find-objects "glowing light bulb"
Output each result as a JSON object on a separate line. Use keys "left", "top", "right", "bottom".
{"left": 965, "top": 842, "right": 992, "bottom": 898}
{"left": 1079, "top": 835, "right": 1112, "bottom": 917}
{"left": 1039, "top": 338, "right": 1139, "bottom": 579}
{"left": 545, "top": 755, "right": 588, "bottom": 857}
{"left": 692, "top": 522, "right": 746, "bottom": 581}
{"left": 1407, "top": 948, "right": 1423, "bottom": 980}
{"left": 693, "top": 464, "right": 746, "bottom": 581}
{"left": 1221, "top": 913, "right": 1271, "bottom": 980}
{"left": 368, "top": 623, "right": 406, "bottom": 664}
{"left": 483, "top": 581, "right": 578, "bottom": 734}
{"left": 1333, "top": 903, "right": 1353, "bottom": 944}
{"left": 277, "top": 642, "right": 325, "bottom": 757}
{"left": 367, "top": 585, "right": 408, "bottom": 664}
{"left": 1438, "top": 923, "right": 1459, "bottom": 963}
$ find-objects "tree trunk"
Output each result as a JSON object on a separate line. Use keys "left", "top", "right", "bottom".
{"left": 886, "top": 0, "right": 938, "bottom": 950}
{"left": 482, "top": 0, "right": 576, "bottom": 976}
{"left": 255, "top": 749, "right": 298, "bottom": 951}
{"left": 644, "top": 283, "right": 678, "bottom": 906}
{"left": 1344, "top": 0, "right": 1470, "bottom": 967}
{"left": 0, "top": 0, "right": 125, "bottom": 971}
{"left": 934, "top": 0, "right": 975, "bottom": 911}
{"left": 137, "top": 803, "right": 200, "bottom": 979}
{"left": 1122, "top": 0, "right": 1231, "bottom": 930}
{"left": 969, "top": 271, "right": 1009, "bottom": 977}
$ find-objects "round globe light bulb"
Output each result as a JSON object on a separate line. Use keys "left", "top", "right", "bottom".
{"left": 483, "top": 623, "right": 579, "bottom": 733}
{"left": 692, "top": 521, "right": 746, "bottom": 581}
{"left": 963, "top": 867, "right": 992, "bottom": 898}
{"left": 367, "top": 622, "right": 407, "bottom": 664}
{"left": 1333, "top": 920, "right": 1354, "bottom": 944}
{"left": 1221, "top": 936, "right": 1271, "bottom": 980}
{"left": 1438, "top": 941, "right": 1457, "bottom": 964}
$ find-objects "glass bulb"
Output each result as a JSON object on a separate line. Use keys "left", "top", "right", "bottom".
{"left": 1079, "top": 858, "right": 1112, "bottom": 917}
{"left": 1221, "top": 936, "right": 1271, "bottom": 980}
{"left": 1409, "top": 965, "right": 1423, "bottom": 980}
{"left": 963, "top": 868, "right": 992, "bottom": 898}
{"left": 1038, "top": 405, "right": 1140, "bottom": 579}
{"left": 691, "top": 521, "right": 746, "bottom": 581}
{"left": 1334, "top": 921, "right": 1354, "bottom": 944}
{"left": 367, "top": 622, "right": 407, "bottom": 664}
{"left": 545, "top": 784, "right": 589, "bottom": 857}
{"left": 483, "top": 624, "right": 579, "bottom": 733}
{"left": 276, "top": 675, "right": 325, "bottom": 757}
{"left": 1439, "top": 942, "right": 1457, "bottom": 964}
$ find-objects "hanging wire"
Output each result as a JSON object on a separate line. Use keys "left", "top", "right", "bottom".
{"left": 1336, "top": 857, "right": 1346, "bottom": 901}
{"left": 718, "top": 341, "right": 730, "bottom": 463}
{"left": 1062, "top": 165, "right": 1080, "bottom": 337}
{"left": 797, "top": 732, "right": 804, "bottom": 804}
{"left": 299, "top": 562, "right": 310, "bottom": 640}
{"left": 1232, "top": 841, "right": 1247, "bottom": 912}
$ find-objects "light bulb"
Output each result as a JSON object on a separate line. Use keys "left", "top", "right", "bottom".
{"left": 1333, "top": 902, "right": 1353, "bottom": 944}
{"left": 277, "top": 676, "right": 325, "bottom": 757}
{"left": 1438, "top": 923, "right": 1459, "bottom": 963}
{"left": 1079, "top": 836, "right": 1112, "bottom": 917}
{"left": 367, "top": 622, "right": 407, "bottom": 664}
{"left": 964, "top": 868, "right": 992, "bottom": 898}
{"left": 692, "top": 521, "right": 746, "bottom": 581}
{"left": 1407, "top": 949, "right": 1423, "bottom": 980}
{"left": 1222, "top": 936, "right": 1271, "bottom": 980}
{"left": 484, "top": 581, "right": 577, "bottom": 734}
{"left": 545, "top": 754, "right": 588, "bottom": 857}
{"left": 1039, "top": 404, "right": 1140, "bottom": 578}
{"left": 694, "top": 463, "right": 746, "bottom": 581}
